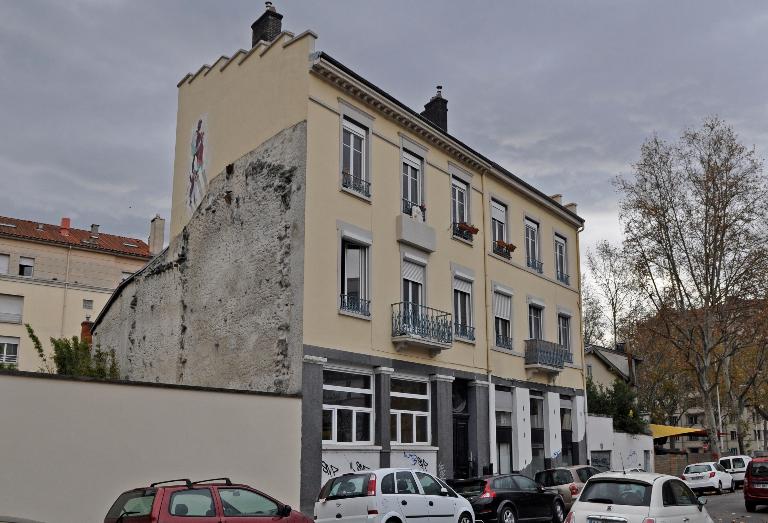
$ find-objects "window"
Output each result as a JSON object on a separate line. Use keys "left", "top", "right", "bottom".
{"left": 0, "top": 294, "right": 23, "bottom": 324}
{"left": 493, "top": 291, "right": 512, "bottom": 349}
{"left": 580, "top": 480, "right": 651, "bottom": 507}
{"left": 169, "top": 488, "right": 215, "bottom": 517}
{"left": 524, "top": 219, "right": 542, "bottom": 272}
{"left": 402, "top": 151, "right": 423, "bottom": 218}
{"left": 491, "top": 200, "right": 510, "bottom": 258}
{"left": 733, "top": 458, "right": 746, "bottom": 468}
{"left": 0, "top": 253, "right": 8, "bottom": 275}
{"left": 319, "top": 474, "right": 371, "bottom": 500}
{"left": 558, "top": 314, "right": 571, "bottom": 359}
{"left": 340, "top": 240, "right": 370, "bottom": 316}
{"left": 756, "top": 430, "right": 763, "bottom": 441}
{"left": 83, "top": 299, "right": 94, "bottom": 310}
{"left": 586, "top": 364, "right": 593, "bottom": 378}
{"left": 453, "top": 277, "right": 473, "bottom": 341}
{"left": 402, "top": 260, "right": 425, "bottom": 307}
{"left": 106, "top": 490, "right": 156, "bottom": 519}
{"left": 390, "top": 378, "right": 430, "bottom": 444}
{"left": 513, "top": 475, "right": 539, "bottom": 492}
{"left": 0, "top": 337, "right": 19, "bottom": 366}
{"left": 528, "top": 305, "right": 543, "bottom": 340}
{"left": 555, "top": 235, "right": 568, "bottom": 284}
{"left": 416, "top": 472, "right": 443, "bottom": 496}
{"left": 342, "top": 118, "right": 369, "bottom": 197}
{"left": 395, "top": 471, "right": 419, "bottom": 494}
{"left": 576, "top": 467, "right": 599, "bottom": 483}
{"left": 687, "top": 414, "right": 699, "bottom": 425}
{"left": 322, "top": 370, "right": 373, "bottom": 444}
{"left": 451, "top": 178, "right": 468, "bottom": 225}
{"left": 219, "top": 488, "right": 278, "bottom": 517}
{"left": 662, "top": 480, "right": 698, "bottom": 506}
{"left": 730, "top": 430, "right": 737, "bottom": 441}
{"left": 18, "top": 257, "right": 34, "bottom": 277}
{"left": 381, "top": 473, "right": 395, "bottom": 494}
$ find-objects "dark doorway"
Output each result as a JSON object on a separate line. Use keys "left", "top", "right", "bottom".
{"left": 452, "top": 380, "right": 470, "bottom": 479}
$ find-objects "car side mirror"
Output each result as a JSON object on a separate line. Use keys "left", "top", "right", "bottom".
{"left": 440, "top": 487, "right": 449, "bottom": 496}
{"left": 537, "top": 484, "right": 545, "bottom": 492}
{"left": 280, "top": 504, "right": 293, "bottom": 517}
{"left": 697, "top": 497, "right": 707, "bottom": 510}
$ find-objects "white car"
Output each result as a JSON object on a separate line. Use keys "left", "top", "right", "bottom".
{"left": 565, "top": 471, "right": 713, "bottom": 523}
{"left": 315, "top": 468, "right": 474, "bottom": 523}
{"left": 682, "top": 462, "right": 734, "bottom": 494}
{"left": 718, "top": 455, "right": 752, "bottom": 487}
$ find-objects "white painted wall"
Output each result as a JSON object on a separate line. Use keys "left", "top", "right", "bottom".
{"left": 544, "top": 391, "right": 562, "bottom": 462}
{"left": 512, "top": 387, "right": 532, "bottom": 471}
{"left": 587, "top": 414, "right": 654, "bottom": 472}
{"left": 0, "top": 373, "right": 302, "bottom": 523}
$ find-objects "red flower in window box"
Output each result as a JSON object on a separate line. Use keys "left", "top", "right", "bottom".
{"left": 495, "top": 239, "right": 516, "bottom": 252}
{"left": 457, "top": 222, "right": 479, "bottom": 235}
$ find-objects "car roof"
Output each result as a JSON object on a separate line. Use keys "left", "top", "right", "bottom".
{"left": 751, "top": 457, "right": 768, "bottom": 463}
{"left": 0, "top": 518, "right": 47, "bottom": 523}
{"left": 589, "top": 471, "right": 669, "bottom": 483}
{"left": 686, "top": 462, "right": 715, "bottom": 466}
{"left": 721, "top": 455, "right": 751, "bottom": 459}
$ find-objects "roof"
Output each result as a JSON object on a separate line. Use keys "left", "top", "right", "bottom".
{"left": 585, "top": 345, "right": 641, "bottom": 382}
{"left": 313, "top": 52, "right": 584, "bottom": 227}
{"left": 0, "top": 215, "right": 150, "bottom": 259}
{"left": 648, "top": 424, "right": 708, "bottom": 439}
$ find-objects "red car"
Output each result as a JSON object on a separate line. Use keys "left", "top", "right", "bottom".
{"left": 104, "top": 478, "right": 311, "bottom": 523}
{"left": 744, "top": 458, "right": 768, "bottom": 512}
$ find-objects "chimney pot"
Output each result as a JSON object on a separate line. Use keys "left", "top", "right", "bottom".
{"left": 90, "top": 224, "right": 100, "bottom": 238}
{"left": 420, "top": 85, "right": 448, "bottom": 133}
{"left": 565, "top": 202, "right": 578, "bottom": 214}
{"left": 148, "top": 214, "right": 166, "bottom": 256}
{"left": 60, "top": 217, "right": 71, "bottom": 236}
{"left": 251, "top": 2, "right": 283, "bottom": 47}
{"left": 550, "top": 194, "right": 563, "bottom": 204}
{"left": 81, "top": 319, "right": 94, "bottom": 346}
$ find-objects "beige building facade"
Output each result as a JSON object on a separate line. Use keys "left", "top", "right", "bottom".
{"left": 0, "top": 215, "right": 157, "bottom": 370}
{"left": 97, "top": 6, "right": 588, "bottom": 512}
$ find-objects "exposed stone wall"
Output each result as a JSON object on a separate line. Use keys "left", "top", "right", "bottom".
{"left": 94, "top": 121, "right": 307, "bottom": 394}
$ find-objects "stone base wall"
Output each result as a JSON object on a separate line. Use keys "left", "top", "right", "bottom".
{"left": 94, "top": 121, "right": 307, "bottom": 394}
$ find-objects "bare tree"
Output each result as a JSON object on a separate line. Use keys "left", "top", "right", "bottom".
{"left": 616, "top": 117, "right": 768, "bottom": 456}
{"left": 582, "top": 276, "right": 607, "bottom": 347}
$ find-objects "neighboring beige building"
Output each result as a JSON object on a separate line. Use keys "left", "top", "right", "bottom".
{"left": 95, "top": 5, "right": 588, "bottom": 511}
{"left": 661, "top": 406, "right": 768, "bottom": 456}
{"left": 585, "top": 343, "right": 642, "bottom": 388}
{"left": 0, "top": 215, "right": 160, "bottom": 370}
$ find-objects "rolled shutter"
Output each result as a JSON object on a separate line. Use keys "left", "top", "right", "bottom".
{"left": 0, "top": 254, "right": 8, "bottom": 274}
{"left": 492, "top": 200, "right": 506, "bottom": 223}
{"left": 402, "top": 260, "right": 425, "bottom": 284}
{"left": 493, "top": 292, "right": 512, "bottom": 320}
{"left": 453, "top": 277, "right": 472, "bottom": 294}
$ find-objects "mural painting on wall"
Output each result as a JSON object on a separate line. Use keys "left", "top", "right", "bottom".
{"left": 187, "top": 116, "right": 209, "bottom": 216}
{"left": 321, "top": 451, "right": 379, "bottom": 484}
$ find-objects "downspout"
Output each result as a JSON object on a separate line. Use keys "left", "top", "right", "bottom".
{"left": 576, "top": 223, "right": 588, "bottom": 465}
{"left": 59, "top": 246, "right": 72, "bottom": 337}
{"left": 480, "top": 167, "right": 497, "bottom": 473}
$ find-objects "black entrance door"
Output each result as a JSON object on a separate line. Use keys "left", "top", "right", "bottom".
{"left": 453, "top": 415, "right": 470, "bottom": 479}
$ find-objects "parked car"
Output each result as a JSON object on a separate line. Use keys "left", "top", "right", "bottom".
{"left": 315, "top": 469, "right": 474, "bottom": 523}
{"left": 534, "top": 466, "right": 602, "bottom": 510}
{"left": 681, "top": 462, "right": 734, "bottom": 494}
{"left": 566, "top": 471, "right": 713, "bottom": 523}
{"left": 0, "top": 518, "right": 48, "bottom": 523}
{"left": 105, "top": 478, "right": 310, "bottom": 523}
{"left": 744, "top": 457, "right": 768, "bottom": 512}
{"left": 449, "top": 474, "right": 565, "bottom": 523}
{"left": 718, "top": 455, "right": 752, "bottom": 488}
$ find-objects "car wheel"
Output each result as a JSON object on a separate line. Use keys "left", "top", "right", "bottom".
{"left": 716, "top": 481, "right": 723, "bottom": 495}
{"left": 499, "top": 506, "right": 516, "bottom": 523}
{"left": 552, "top": 501, "right": 564, "bottom": 523}
{"left": 458, "top": 512, "right": 473, "bottom": 523}
{"left": 745, "top": 501, "right": 756, "bottom": 512}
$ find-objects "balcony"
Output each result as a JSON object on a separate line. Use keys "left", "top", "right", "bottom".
{"left": 392, "top": 302, "right": 452, "bottom": 354}
{"left": 0, "top": 312, "right": 22, "bottom": 324}
{"left": 402, "top": 199, "right": 426, "bottom": 221}
{"left": 495, "top": 333, "right": 513, "bottom": 350}
{"left": 524, "top": 339, "right": 568, "bottom": 373}
{"left": 557, "top": 271, "right": 570, "bottom": 285}
{"left": 396, "top": 211, "right": 435, "bottom": 253}
{"left": 493, "top": 241, "right": 513, "bottom": 259}
{"left": 341, "top": 171, "right": 371, "bottom": 198}
{"left": 454, "top": 322, "right": 475, "bottom": 342}
{"left": 452, "top": 222, "right": 476, "bottom": 242}
{"left": 526, "top": 257, "right": 543, "bottom": 273}
{"left": 339, "top": 294, "right": 371, "bottom": 317}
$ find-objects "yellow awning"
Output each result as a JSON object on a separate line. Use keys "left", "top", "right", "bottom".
{"left": 649, "top": 424, "right": 708, "bottom": 439}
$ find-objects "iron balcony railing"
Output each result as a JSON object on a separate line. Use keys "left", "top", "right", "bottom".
{"left": 452, "top": 222, "right": 474, "bottom": 242}
{"left": 402, "top": 199, "right": 426, "bottom": 220}
{"left": 341, "top": 172, "right": 371, "bottom": 198}
{"left": 564, "top": 349, "right": 573, "bottom": 363}
{"left": 557, "top": 270, "right": 570, "bottom": 285}
{"left": 339, "top": 294, "right": 371, "bottom": 317}
{"left": 526, "top": 257, "right": 544, "bottom": 273}
{"left": 524, "top": 338, "right": 568, "bottom": 369}
{"left": 495, "top": 333, "right": 513, "bottom": 350}
{"left": 454, "top": 322, "right": 476, "bottom": 341}
{"left": 0, "top": 312, "right": 22, "bottom": 324}
{"left": 392, "top": 302, "right": 452, "bottom": 345}
{"left": 493, "top": 242, "right": 512, "bottom": 259}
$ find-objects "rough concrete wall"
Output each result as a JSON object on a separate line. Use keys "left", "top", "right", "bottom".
{"left": 94, "top": 121, "right": 307, "bottom": 394}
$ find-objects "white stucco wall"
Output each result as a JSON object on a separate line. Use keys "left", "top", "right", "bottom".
{"left": 587, "top": 414, "right": 654, "bottom": 472}
{"left": 0, "top": 373, "right": 302, "bottom": 523}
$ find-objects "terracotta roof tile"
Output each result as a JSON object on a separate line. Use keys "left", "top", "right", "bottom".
{"left": 0, "top": 215, "right": 151, "bottom": 258}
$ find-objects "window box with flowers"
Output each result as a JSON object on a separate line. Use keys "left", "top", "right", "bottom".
{"left": 493, "top": 239, "right": 516, "bottom": 259}
{"left": 453, "top": 222, "right": 479, "bottom": 242}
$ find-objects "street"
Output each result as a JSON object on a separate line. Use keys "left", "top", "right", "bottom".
{"left": 703, "top": 490, "right": 768, "bottom": 522}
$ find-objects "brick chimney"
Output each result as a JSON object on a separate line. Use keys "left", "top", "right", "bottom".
{"left": 148, "top": 214, "right": 165, "bottom": 256}
{"left": 60, "top": 217, "right": 71, "bottom": 237}
{"left": 251, "top": 2, "right": 283, "bottom": 47}
{"left": 420, "top": 86, "right": 448, "bottom": 133}
{"left": 81, "top": 318, "right": 94, "bottom": 346}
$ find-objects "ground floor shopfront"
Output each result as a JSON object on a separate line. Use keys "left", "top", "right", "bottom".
{"left": 299, "top": 345, "right": 587, "bottom": 513}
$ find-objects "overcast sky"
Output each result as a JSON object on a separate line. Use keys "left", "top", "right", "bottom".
{"left": 1, "top": 1, "right": 767, "bottom": 251}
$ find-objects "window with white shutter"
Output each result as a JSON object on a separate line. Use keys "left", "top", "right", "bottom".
{"left": 0, "top": 294, "right": 23, "bottom": 324}
{"left": 453, "top": 277, "right": 473, "bottom": 340}
{"left": 494, "top": 292, "right": 512, "bottom": 349}
{"left": 0, "top": 253, "right": 9, "bottom": 275}
{"left": 0, "top": 336, "right": 19, "bottom": 365}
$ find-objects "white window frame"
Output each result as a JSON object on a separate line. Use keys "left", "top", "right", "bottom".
{"left": 402, "top": 151, "right": 423, "bottom": 214}
{"left": 528, "top": 304, "right": 543, "bottom": 340}
{"left": 322, "top": 368, "right": 374, "bottom": 445}
{"left": 453, "top": 277, "right": 472, "bottom": 329}
{"left": 558, "top": 314, "right": 571, "bottom": 351}
{"left": 493, "top": 290, "right": 513, "bottom": 348}
{"left": 554, "top": 235, "right": 568, "bottom": 281}
{"left": 525, "top": 219, "right": 540, "bottom": 263}
{"left": 451, "top": 177, "right": 469, "bottom": 225}
{"left": 19, "top": 256, "right": 34, "bottom": 278}
{"left": 340, "top": 239, "right": 370, "bottom": 316}
{"left": 586, "top": 364, "right": 593, "bottom": 378}
{"left": 390, "top": 377, "right": 431, "bottom": 445}
{"left": 491, "top": 200, "right": 507, "bottom": 243}
{"left": 0, "top": 253, "right": 9, "bottom": 275}
{"left": 83, "top": 299, "right": 94, "bottom": 310}
{"left": 0, "top": 336, "right": 19, "bottom": 365}
{"left": 342, "top": 118, "right": 368, "bottom": 186}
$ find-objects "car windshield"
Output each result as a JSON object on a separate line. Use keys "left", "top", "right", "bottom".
{"left": 106, "top": 490, "right": 156, "bottom": 518}
{"left": 451, "top": 480, "right": 487, "bottom": 497}
{"left": 685, "top": 465, "right": 711, "bottom": 474}
{"left": 751, "top": 463, "right": 768, "bottom": 477}
{"left": 318, "top": 474, "right": 370, "bottom": 500}
{"left": 580, "top": 480, "right": 652, "bottom": 506}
